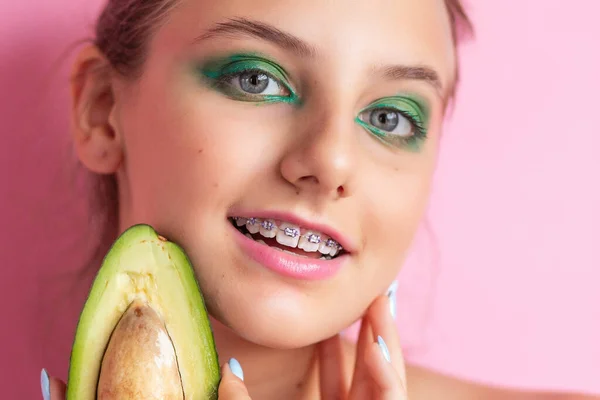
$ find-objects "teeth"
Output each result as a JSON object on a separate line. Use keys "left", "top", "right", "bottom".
{"left": 235, "top": 217, "right": 248, "bottom": 227}
{"left": 259, "top": 219, "right": 277, "bottom": 238}
{"left": 233, "top": 216, "right": 344, "bottom": 256}
{"left": 276, "top": 223, "right": 301, "bottom": 248}
{"left": 308, "top": 233, "right": 322, "bottom": 244}
{"left": 326, "top": 238, "right": 337, "bottom": 247}
{"left": 318, "top": 241, "right": 332, "bottom": 255}
{"left": 298, "top": 232, "right": 321, "bottom": 252}
{"left": 246, "top": 217, "right": 260, "bottom": 234}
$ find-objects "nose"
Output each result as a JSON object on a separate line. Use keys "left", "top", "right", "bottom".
{"left": 279, "top": 109, "right": 357, "bottom": 200}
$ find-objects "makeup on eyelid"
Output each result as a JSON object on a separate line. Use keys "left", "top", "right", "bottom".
{"left": 198, "top": 53, "right": 301, "bottom": 105}
{"left": 196, "top": 52, "right": 431, "bottom": 151}
{"left": 356, "top": 94, "right": 430, "bottom": 151}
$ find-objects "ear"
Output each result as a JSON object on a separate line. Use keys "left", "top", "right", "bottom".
{"left": 70, "top": 45, "right": 123, "bottom": 175}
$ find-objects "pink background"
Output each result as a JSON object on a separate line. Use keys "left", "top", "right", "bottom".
{"left": 1, "top": 1, "right": 599, "bottom": 398}
{"left": 395, "top": 1, "right": 600, "bottom": 394}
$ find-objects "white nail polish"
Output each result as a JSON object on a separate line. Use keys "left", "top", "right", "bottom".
{"left": 229, "top": 358, "right": 244, "bottom": 381}
{"left": 41, "top": 369, "right": 50, "bottom": 400}
{"left": 377, "top": 336, "right": 392, "bottom": 363}
{"left": 386, "top": 281, "right": 398, "bottom": 319}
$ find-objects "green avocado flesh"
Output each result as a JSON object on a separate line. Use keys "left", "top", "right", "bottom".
{"left": 66, "top": 224, "right": 221, "bottom": 399}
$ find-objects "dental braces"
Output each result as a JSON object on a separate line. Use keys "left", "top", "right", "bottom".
{"left": 233, "top": 217, "right": 342, "bottom": 249}
{"left": 261, "top": 220, "right": 274, "bottom": 231}
{"left": 283, "top": 227, "right": 300, "bottom": 238}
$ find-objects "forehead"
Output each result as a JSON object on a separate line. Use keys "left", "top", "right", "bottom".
{"left": 157, "top": 0, "right": 456, "bottom": 92}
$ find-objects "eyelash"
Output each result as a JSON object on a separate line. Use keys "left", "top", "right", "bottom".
{"left": 379, "top": 109, "right": 426, "bottom": 136}
{"left": 211, "top": 66, "right": 296, "bottom": 103}
{"left": 207, "top": 64, "right": 428, "bottom": 148}
{"left": 356, "top": 104, "right": 428, "bottom": 151}
{"left": 397, "top": 109, "right": 426, "bottom": 136}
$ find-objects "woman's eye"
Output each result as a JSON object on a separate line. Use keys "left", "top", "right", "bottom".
{"left": 199, "top": 55, "right": 299, "bottom": 103}
{"left": 227, "top": 70, "right": 289, "bottom": 97}
{"left": 360, "top": 108, "right": 414, "bottom": 138}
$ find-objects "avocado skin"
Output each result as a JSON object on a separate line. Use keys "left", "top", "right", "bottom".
{"left": 66, "top": 224, "right": 221, "bottom": 399}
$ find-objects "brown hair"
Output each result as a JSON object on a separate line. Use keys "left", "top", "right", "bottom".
{"left": 86, "top": 0, "right": 473, "bottom": 268}
{"left": 94, "top": 0, "right": 472, "bottom": 79}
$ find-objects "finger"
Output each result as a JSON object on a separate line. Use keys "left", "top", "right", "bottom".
{"left": 50, "top": 376, "right": 67, "bottom": 400}
{"left": 367, "top": 295, "right": 406, "bottom": 382}
{"left": 364, "top": 338, "right": 407, "bottom": 400}
{"left": 41, "top": 369, "right": 67, "bottom": 400}
{"left": 348, "top": 317, "right": 374, "bottom": 400}
{"left": 218, "top": 359, "right": 252, "bottom": 399}
{"left": 318, "top": 333, "right": 348, "bottom": 399}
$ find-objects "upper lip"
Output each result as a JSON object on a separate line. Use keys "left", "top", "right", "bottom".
{"left": 229, "top": 210, "right": 357, "bottom": 253}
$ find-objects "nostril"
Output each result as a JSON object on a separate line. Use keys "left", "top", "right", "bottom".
{"left": 298, "top": 176, "right": 319, "bottom": 185}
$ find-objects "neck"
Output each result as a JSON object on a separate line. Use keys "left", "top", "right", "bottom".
{"left": 209, "top": 317, "right": 318, "bottom": 399}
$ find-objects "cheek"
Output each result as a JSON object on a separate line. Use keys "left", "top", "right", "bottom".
{"left": 116, "top": 78, "right": 294, "bottom": 223}
{"left": 119, "top": 86, "right": 225, "bottom": 193}
{"left": 364, "top": 167, "right": 433, "bottom": 268}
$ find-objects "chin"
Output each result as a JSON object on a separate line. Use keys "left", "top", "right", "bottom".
{"left": 205, "top": 287, "right": 350, "bottom": 350}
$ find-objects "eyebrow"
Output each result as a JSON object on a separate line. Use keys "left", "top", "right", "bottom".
{"left": 195, "top": 17, "right": 316, "bottom": 58}
{"left": 378, "top": 65, "right": 443, "bottom": 92}
{"left": 194, "top": 17, "right": 444, "bottom": 93}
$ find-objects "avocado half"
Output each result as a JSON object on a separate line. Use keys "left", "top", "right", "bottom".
{"left": 66, "top": 224, "right": 220, "bottom": 399}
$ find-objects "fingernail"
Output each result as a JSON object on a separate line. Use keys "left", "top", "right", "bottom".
{"left": 228, "top": 358, "right": 244, "bottom": 381}
{"left": 41, "top": 369, "right": 50, "bottom": 400}
{"left": 386, "top": 280, "right": 398, "bottom": 319}
{"left": 377, "top": 336, "right": 391, "bottom": 363}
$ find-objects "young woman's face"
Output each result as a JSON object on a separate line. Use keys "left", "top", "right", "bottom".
{"left": 110, "top": 0, "right": 456, "bottom": 348}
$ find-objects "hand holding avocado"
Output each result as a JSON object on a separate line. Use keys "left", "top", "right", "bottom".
{"left": 41, "top": 225, "right": 406, "bottom": 399}
{"left": 43, "top": 293, "right": 407, "bottom": 399}
{"left": 55, "top": 225, "right": 220, "bottom": 399}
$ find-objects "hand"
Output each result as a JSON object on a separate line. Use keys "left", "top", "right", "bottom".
{"left": 318, "top": 294, "right": 408, "bottom": 399}
{"left": 217, "top": 358, "right": 252, "bottom": 399}
{"left": 213, "top": 291, "right": 408, "bottom": 400}
{"left": 41, "top": 361, "right": 250, "bottom": 400}
{"left": 41, "top": 370, "right": 65, "bottom": 400}
{"left": 41, "top": 292, "right": 406, "bottom": 400}
{"left": 41, "top": 362, "right": 250, "bottom": 400}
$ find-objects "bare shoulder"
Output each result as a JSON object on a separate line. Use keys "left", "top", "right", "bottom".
{"left": 335, "top": 337, "right": 600, "bottom": 400}
{"left": 406, "top": 365, "right": 600, "bottom": 400}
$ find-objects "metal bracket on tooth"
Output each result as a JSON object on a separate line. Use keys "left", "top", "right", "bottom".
{"left": 326, "top": 238, "right": 342, "bottom": 250}
{"left": 307, "top": 233, "right": 321, "bottom": 244}
{"left": 261, "top": 220, "right": 274, "bottom": 231}
{"left": 284, "top": 227, "right": 300, "bottom": 238}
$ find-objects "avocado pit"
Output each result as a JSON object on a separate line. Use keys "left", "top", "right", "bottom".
{"left": 97, "top": 301, "right": 184, "bottom": 400}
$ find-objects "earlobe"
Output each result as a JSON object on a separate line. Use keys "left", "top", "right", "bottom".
{"left": 70, "top": 44, "right": 123, "bottom": 175}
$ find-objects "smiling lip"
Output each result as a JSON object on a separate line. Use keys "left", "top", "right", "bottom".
{"left": 228, "top": 210, "right": 357, "bottom": 253}
{"left": 228, "top": 223, "right": 349, "bottom": 281}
